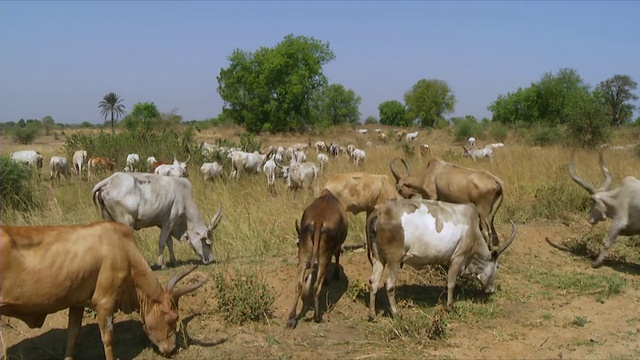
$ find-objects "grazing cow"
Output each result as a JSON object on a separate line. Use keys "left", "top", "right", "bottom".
{"left": 155, "top": 155, "right": 190, "bottom": 178}
{"left": 200, "top": 141, "right": 218, "bottom": 159}
{"left": 10, "top": 150, "right": 44, "bottom": 178}
{"left": 390, "top": 157, "right": 504, "bottom": 247}
{"left": 283, "top": 161, "right": 318, "bottom": 191}
{"left": 92, "top": 172, "right": 222, "bottom": 268}
{"left": 49, "top": 156, "right": 71, "bottom": 185}
{"left": 462, "top": 145, "right": 494, "bottom": 163}
{"left": 489, "top": 143, "right": 505, "bottom": 149}
{"left": 366, "top": 199, "right": 516, "bottom": 318}
{"left": 287, "top": 190, "right": 348, "bottom": 328}
{"left": 317, "top": 153, "right": 329, "bottom": 171}
{"left": 351, "top": 148, "right": 366, "bottom": 166}
{"left": 293, "top": 150, "right": 307, "bottom": 164}
{"left": 569, "top": 150, "right": 640, "bottom": 268}
{"left": 88, "top": 156, "right": 115, "bottom": 180}
{"left": 323, "top": 173, "right": 401, "bottom": 219}
{"left": 72, "top": 150, "right": 88, "bottom": 179}
{"left": 405, "top": 131, "right": 419, "bottom": 142}
{"left": 200, "top": 162, "right": 224, "bottom": 182}
{"left": 229, "top": 151, "right": 266, "bottom": 179}
{"left": 468, "top": 137, "right": 476, "bottom": 149}
{"left": 419, "top": 144, "right": 431, "bottom": 158}
{"left": 378, "top": 132, "right": 388, "bottom": 142}
{"left": 357, "top": 128, "right": 368, "bottom": 134}
{"left": 124, "top": 153, "right": 141, "bottom": 172}
{"left": 146, "top": 156, "right": 158, "bottom": 171}
{"left": 315, "top": 141, "right": 327, "bottom": 153}
{"left": 396, "top": 131, "right": 407, "bottom": 142}
{"left": 328, "top": 143, "right": 340, "bottom": 158}
{"left": 346, "top": 144, "right": 356, "bottom": 156}
{"left": 0, "top": 222, "right": 205, "bottom": 360}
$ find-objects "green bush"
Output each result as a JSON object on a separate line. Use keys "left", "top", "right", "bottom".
{"left": 530, "top": 181, "right": 591, "bottom": 220}
{"left": 213, "top": 269, "right": 274, "bottom": 325}
{"left": 12, "top": 125, "right": 41, "bottom": 145}
{"left": 489, "top": 123, "right": 509, "bottom": 142}
{"left": 531, "top": 126, "right": 561, "bottom": 146}
{"left": 0, "top": 156, "right": 41, "bottom": 211}
{"left": 453, "top": 118, "right": 482, "bottom": 142}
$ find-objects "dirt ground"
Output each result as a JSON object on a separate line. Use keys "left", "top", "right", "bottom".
{"left": 2, "top": 222, "right": 639, "bottom": 360}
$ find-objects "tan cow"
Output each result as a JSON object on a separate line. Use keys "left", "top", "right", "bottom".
{"left": 0, "top": 222, "right": 205, "bottom": 360}
{"left": 88, "top": 156, "right": 115, "bottom": 180}
{"left": 390, "top": 157, "right": 505, "bottom": 247}
{"left": 323, "top": 172, "right": 401, "bottom": 219}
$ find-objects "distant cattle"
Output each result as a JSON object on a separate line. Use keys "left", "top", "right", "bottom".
{"left": 87, "top": 156, "right": 115, "bottom": 180}
{"left": 49, "top": 156, "right": 71, "bottom": 186}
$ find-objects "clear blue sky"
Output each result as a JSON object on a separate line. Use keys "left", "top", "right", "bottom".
{"left": 1, "top": 1, "right": 639, "bottom": 124}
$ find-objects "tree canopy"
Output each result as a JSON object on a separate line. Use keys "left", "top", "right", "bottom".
{"left": 99, "top": 92, "right": 125, "bottom": 134}
{"left": 595, "top": 74, "right": 638, "bottom": 126}
{"left": 217, "top": 34, "right": 336, "bottom": 133}
{"left": 121, "top": 102, "right": 160, "bottom": 132}
{"left": 404, "top": 79, "right": 456, "bottom": 127}
{"left": 378, "top": 100, "right": 409, "bottom": 127}
{"left": 312, "top": 84, "right": 361, "bottom": 127}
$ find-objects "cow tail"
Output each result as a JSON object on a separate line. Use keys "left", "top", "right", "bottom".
{"left": 91, "top": 180, "right": 112, "bottom": 221}
{"left": 311, "top": 221, "right": 323, "bottom": 269}
{"left": 490, "top": 179, "right": 505, "bottom": 245}
{"left": 365, "top": 212, "right": 378, "bottom": 266}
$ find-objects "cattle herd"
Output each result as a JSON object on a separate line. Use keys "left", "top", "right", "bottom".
{"left": 2, "top": 132, "right": 639, "bottom": 359}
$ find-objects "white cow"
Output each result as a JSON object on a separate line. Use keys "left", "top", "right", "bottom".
{"left": 49, "top": 156, "right": 71, "bottom": 185}
{"left": 468, "top": 137, "right": 476, "bottom": 149}
{"left": 92, "top": 172, "right": 223, "bottom": 268}
{"left": 357, "top": 129, "right": 368, "bottom": 134}
{"left": 317, "top": 153, "right": 329, "bottom": 171}
{"left": 351, "top": 148, "right": 366, "bottom": 167}
{"left": 155, "top": 156, "right": 190, "bottom": 178}
{"left": 489, "top": 143, "right": 505, "bottom": 149}
{"left": 200, "top": 162, "right": 224, "bottom": 181}
{"left": 146, "top": 156, "right": 157, "bottom": 171}
{"left": 314, "top": 141, "right": 327, "bottom": 153}
{"left": 293, "top": 150, "right": 307, "bottom": 164}
{"left": 124, "top": 153, "right": 141, "bottom": 172}
{"left": 263, "top": 158, "right": 277, "bottom": 189}
{"left": 229, "top": 151, "right": 266, "bottom": 179}
{"left": 72, "top": 150, "right": 88, "bottom": 179}
{"left": 462, "top": 146, "right": 493, "bottom": 163}
{"left": 284, "top": 161, "right": 318, "bottom": 191}
{"left": 10, "top": 150, "right": 44, "bottom": 179}
{"left": 405, "top": 131, "right": 419, "bottom": 142}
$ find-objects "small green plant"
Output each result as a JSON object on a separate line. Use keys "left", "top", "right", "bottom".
{"left": 239, "top": 133, "right": 262, "bottom": 153}
{"left": 387, "top": 308, "right": 448, "bottom": 343}
{"left": 0, "top": 156, "right": 41, "bottom": 211}
{"left": 401, "top": 143, "right": 415, "bottom": 157}
{"left": 346, "top": 278, "right": 368, "bottom": 302}
{"left": 213, "top": 269, "right": 274, "bottom": 325}
{"left": 571, "top": 316, "right": 588, "bottom": 327}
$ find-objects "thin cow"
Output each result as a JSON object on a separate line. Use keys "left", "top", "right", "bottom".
{"left": 0, "top": 222, "right": 205, "bottom": 360}
{"left": 92, "top": 172, "right": 222, "bottom": 268}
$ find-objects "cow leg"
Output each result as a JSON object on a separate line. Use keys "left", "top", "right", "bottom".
{"left": 368, "top": 258, "right": 385, "bottom": 321}
{"left": 385, "top": 262, "right": 401, "bottom": 318}
{"left": 313, "top": 257, "right": 329, "bottom": 323}
{"left": 446, "top": 257, "right": 465, "bottom": 311}
{"left": 64, "top": 306, "right": 84, "bottom": 360}
{"left": 156, "top": 227, "right": 174, "bottom": 268}
{"left": 287, "top": 263, "right": 307, "bottom": 329}
{"left": 593, "top": 224, "right": 624, "bottom": 268}
{"left": 332, "top": 247, "right": 341, "bottom": 281}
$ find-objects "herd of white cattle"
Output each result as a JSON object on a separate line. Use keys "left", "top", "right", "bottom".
{"left": 3, "top": 129, "right": 639, "bottom": 359}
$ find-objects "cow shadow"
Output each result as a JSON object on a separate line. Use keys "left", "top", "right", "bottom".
{"left": 6, "top": 320, "right": 148, "bottom": 360}
{"left": 294, "top": 263, "right": 349, "bottom": 325}
{"left": 367, "top": 277, "right": 492, "bottom": 318}
{"left": 545, "top": 237, "right": 640, "bottom": 275}
{"left": 179, "top": 313, "right": 228, "bottom": 349}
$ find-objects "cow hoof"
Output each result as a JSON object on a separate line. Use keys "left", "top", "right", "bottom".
{"left": 367, "top": 314, "right": 376, "bottom": 322}
{"left": 314, "top": 316, "right": 322, "bottom": 323}
{"left": 591, "top": 261, "right": 603, "bottom": 269}
{"left": 286, "top": 318, "right": 297, "bottom": 329}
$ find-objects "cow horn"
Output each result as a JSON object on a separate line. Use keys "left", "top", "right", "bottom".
{"left": 184, "top": 153, "right": 191, "bottom": 164}
{"left": 171, "top": 278, "right": 207, "bottom": 302}
{"left": 595, "top": 150, "right": 613, "bottom": 192}
{"left": 390, "top": 158, "right": 410, "bottom": 181}
{"left": 568, "top": 150, "right": 596, "bottom": 194}
{"left": 208, "top": 205, "right": 222, "bottom": 231}
{"left": 167, "top": 265, "right": 198, "bottom": 291}
{"left": 400, "top": 158, "right": 411, "bottom": 177}
{"left": 493, "top": 220, "right": 517, "bottom": 257}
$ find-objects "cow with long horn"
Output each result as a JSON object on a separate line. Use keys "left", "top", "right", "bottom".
{"left": 366, "top": 199, "right": 516, "bottom": 319}
{"left": 390, "top": 157, "right": 504, "bottom": 247}
{"left": 568, "top": 150, "right": 640, "bottom": 268}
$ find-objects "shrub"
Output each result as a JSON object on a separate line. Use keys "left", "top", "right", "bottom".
{"left": 0, "top": 156, "right": 41, "bottom": 211}
{"left": 12, "top": 125, "right": 41, "bottom": 144}
{"left": 531, "top": 126, "right": 561, "bottom": 146}
{"left": 213, "top": 269, "right": 274, "bottom": 325}
{"left": 489, "top": 123, "right": 509, "bottom": 142}
{"left": 530, "top": 181, "right": 590, "bottom": 220}
{"left": 453, "top": 118, "right": 482, "bottom": 142}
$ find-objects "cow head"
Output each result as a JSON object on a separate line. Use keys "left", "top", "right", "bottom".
{"left": 474, "top": 220, "right": 517, "bottom": 293}
{"left": 143, "top": 266, "right": 205, "bottom": 355}
{"left": 185, "top": 206, "right": 222, "bottom": 264}
{"left": 568, "top": 150, "right": 613, "bottom": 225}
{"left": 389, "top": 158, "right": 423, "bottom": 199}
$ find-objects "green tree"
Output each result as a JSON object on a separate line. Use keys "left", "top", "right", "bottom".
{"left": 312, "top": 84, "right": 361, "bottom": 127}
{"left": 217, "top": 34, "right": 336, "bottom": 133}
{"left": 121, "top": 102, "right": 160, "bottom": 132}
{"left": 488, "top": 86, "right": 539, "bottom": 125}
{"left": 565, "top": 89, "right": 611, "bottom": 148}
{"left": 99, "top": 92, "right": 126, "bottom": 134}
{"left": 404, "top": 79, "right": 456, "bottom": 127}
{"left": 534, "top": 68, "right": 589, "bottom": 125}
{"left": 41, "top": 115, "right": 55, "bottom": 135}
{"left": 595, "top": 74, "right": 638, "bottom": 126}
{"left": 378, "top": 100, "right": 409, "bottom": 127}
{"left": 364, "top": 116, "right": 378, "bottom": 125}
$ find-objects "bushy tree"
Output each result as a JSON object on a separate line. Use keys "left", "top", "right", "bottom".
{"left": 378, "top": 100, "right": 409, "bottom": 127}
{"left": 595, "top": 74, "right": 638, "bottom": 126}
{"left": 41, "top": 115, "right": 55, "bottom": 135}
{"left": 404, "top": 79, "right": 456, "bottom": 127}
{"left": 1, "top": 156, "right": 40, "bottom": 211}
{"left": 364, "top": 116, "right": 378, "bottom": 124}
{"left": 217, "top": 34, "right": 335, "bottom": 133}
{"left": 565, "top": 90, "right": 611, "bottom": 148}
{"left": 121, "top": 102, "right": 161, "bottom": 132}
{"left": 488, "top": 87, "right": 539, "bottom": 125}
{"left": 312, "top": 84, "right": 361, "bottom": 127}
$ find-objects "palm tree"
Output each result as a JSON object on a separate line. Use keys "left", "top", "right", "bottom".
{"left": 99, "top": 92, "right": 126, "bottom": 134}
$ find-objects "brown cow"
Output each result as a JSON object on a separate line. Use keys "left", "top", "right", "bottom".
{"left": 323, "top": 172, "right": 401, "bottom": 219}
{"left": 0, "top": 222, "right": 205, "bottom": 360}
{"left": 287, "top": 190, "right": 348, "bottom": 328}
{"left": 390, "top": 157, "right": 504, "bottom": 247}
{"left": 87, "top": 156, "right": 115, "bottom": 180}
